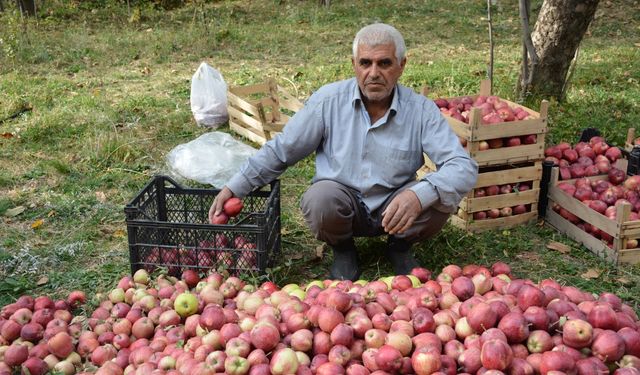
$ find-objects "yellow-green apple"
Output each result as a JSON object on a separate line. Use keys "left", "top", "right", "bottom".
{"left": 173, "top": 292, "right": 198, "bottom": 318}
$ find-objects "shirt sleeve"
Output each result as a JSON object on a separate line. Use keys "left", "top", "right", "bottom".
{"left": 226, "top": 97, "right": 325, "bottom": 197}
{"left": 409, "top": 101, "right": 479, "bottom": 213}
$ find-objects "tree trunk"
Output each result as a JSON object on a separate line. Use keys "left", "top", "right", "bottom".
{"left": 518, "top": 0, "right": 599, "bottom": 101}
{"left": 16, "top": 0, "right": 36, "bottom": 16}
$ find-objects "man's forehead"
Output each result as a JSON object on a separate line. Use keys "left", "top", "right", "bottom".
{"left": 356, "top": 43, "right": 396, "bottom": 59}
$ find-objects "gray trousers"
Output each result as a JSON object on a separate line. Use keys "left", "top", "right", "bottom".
{"left": 300, "top": 180, "right": 450, "bottom": 246}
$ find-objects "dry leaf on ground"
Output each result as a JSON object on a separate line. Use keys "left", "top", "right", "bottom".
{"left": 546, "top": 241, "right": 571, "bottom": 254}
{"left": 4, "top": 206, "right": 25, "bottom": 217}
{"left": 581, "top": 268, "right": 602, "bottom": 280}
{"left": 96, "top": 191, "right": 107, "bottom": 203}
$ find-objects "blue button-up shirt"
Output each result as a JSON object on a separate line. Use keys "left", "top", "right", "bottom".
{"left": 226, "top": 78, "right": 478, "bottom": 213}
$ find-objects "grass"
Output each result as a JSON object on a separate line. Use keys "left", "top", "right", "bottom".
{"left": 1, "top": 0, "right": 639, "bottom": 309}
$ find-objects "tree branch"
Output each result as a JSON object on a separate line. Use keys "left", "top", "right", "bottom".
{"left": 519, "top": 0, "right": 538, "bottom": 79}
{"left": 487, "top": 0, "right": 494, "bottom": 94}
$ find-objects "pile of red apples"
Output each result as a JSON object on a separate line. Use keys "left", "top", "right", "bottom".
{"left": 434, "top": 95, "right": 538, "bottom": 150}
{"left": 544, "top": 136, "right": 623, "bottom": 181}
{"left": 2, "top": 263, "right": 640, "bottom": 375}
{"left": 470, "top": 181, "right": 534, "bottom": 221}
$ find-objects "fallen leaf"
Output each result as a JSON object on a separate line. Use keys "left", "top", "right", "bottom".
{"left": 616, "top": 276, "right": 632, "bottom": 286}
{"left": 315, "top": 244, "right": 325, "bottom": 259}
{"left": 581, "top": 268, "right": 601, "bottom": 280}
{"left": 36, "top": 276, "right": 48, "bottom": 286}
{"left": 113, "top": 229, "right": 126, "bottom": 238}
{"left": 291, "top": 253, "right": 303, "bottom": 260}
{"left": 32, "top": 239, "right": 49, "bottom": 246}
{"left": 4, "top": 206, "right": 25, "bottom": 217}
{"left": 546, "top": 241, "right": 571, "bottom": 254}
{"left": 1, "top": 132, "right": 14, "bottom": 138}
{"left": 31, "top": 219, "right": 44, "bottom": 229}
{"left": 95, "top": 191, "right": 107, "bottom": 203}
{"left": 47, "top": 210, "right": 56, "bottom": 218}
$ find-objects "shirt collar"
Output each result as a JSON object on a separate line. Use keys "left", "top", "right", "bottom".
{"left": 351, "top": 79, "right": 400, "bottom": 117}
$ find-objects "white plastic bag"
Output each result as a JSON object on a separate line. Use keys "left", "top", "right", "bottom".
{"left": 165, "top": 132, "right": 257, "bottom": 187}
{"left": 190, "top": 62, "right": 229, "bottom": 128}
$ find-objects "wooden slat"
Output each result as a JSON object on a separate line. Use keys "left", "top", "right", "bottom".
{"left": 548, "top": 186, "right": 619, "bottom": 236}
{"left": 479, "top": 79, "right": 491, "bottom": 96}
{"left": 463, "top": 189, "right": 539, "bottom": 213}
{"left": 277, "top": 86, "right": 304, "bottom": 112}
{"left": 475, "top": 163, "right": 542, "bottom": 187}
{"left": 618, "top": 248, "right": 640, "bottom": 265}
{"left": 229, "top": 120, "right": 267, "bottom": 145}
{"left": 268, "top": 79, "right": 281, "bottom": 122}
{"left": 227, "top": 106, "right": 264, "bottom": 131}
{"left": 261, "top": 121, "right": 286, "bottom": 133}
{"left": 471, "top": 144, "right": 544, "bottom": 166}
{"left": 469, "top": 119, "right": 547, "bottom": 140}
{"left": 279, "top": 97, "right": 304, "bottom": 113}
{"left": 545, "top": 206, "right": 619, "bottom": 264}
{"left": 229, "top": 82, "right": 270, "bottom": 96}
{"left": 227, "top": 91, "right": 261, "bottom": 118}
{"left": 626, "top": 128, "right": 636, "bottom": 151}
{"left": 257, "top": 97, "right": 277, "bottom": 109}
{"left": 452, "top": 211, "right": 536, "bottom": 232}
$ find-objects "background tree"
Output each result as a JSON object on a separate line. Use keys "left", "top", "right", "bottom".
{"left": 15, "top": 0, "right": 37, "bottom": 16}
{"left": 517, "top": 0, "right": 600, "bottom": 101}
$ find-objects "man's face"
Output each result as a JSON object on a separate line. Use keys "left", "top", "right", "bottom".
{"left": 352, "top": 43, "right": 406, "bottom": 103}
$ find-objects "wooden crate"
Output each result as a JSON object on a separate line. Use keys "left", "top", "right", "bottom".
{"left": 419, "top": 160, "right": 542, "bottom": 233}
{"left": 625, "top": 128, "right": 638, "bottom": 151}
{"left": 227, "top": 79, "right": 303, "bottom": 145}
{"left": 544, "top": 166, "right": 640, "bottom": 265}
{"left": 424, "top": 80, "right": 549, "bottom": 167}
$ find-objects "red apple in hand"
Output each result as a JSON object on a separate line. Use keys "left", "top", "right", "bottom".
{"left": 223, "top": 198, "right": 244, "bottom": 217}
{"left": 211, "top": 211, "right": 229, "bottom": 225}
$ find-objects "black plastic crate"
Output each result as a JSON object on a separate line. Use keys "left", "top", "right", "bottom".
{"left": 125, "top": 176, "right": 280, "bottom": 277}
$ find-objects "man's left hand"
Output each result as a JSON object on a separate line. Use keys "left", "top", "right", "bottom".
{"left": 381, "top": 190, "right": 422, "bottom": 235}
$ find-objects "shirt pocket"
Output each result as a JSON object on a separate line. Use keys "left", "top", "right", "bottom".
{"left": 371, "top": 145, "right": 422, "bottom": 186}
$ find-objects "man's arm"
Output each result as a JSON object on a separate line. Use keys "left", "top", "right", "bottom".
{"left": 410, "top": 101, "right": 479, "bottom": 213}
{"left": 208, "top": 97, "right": 325, "bottom": 222}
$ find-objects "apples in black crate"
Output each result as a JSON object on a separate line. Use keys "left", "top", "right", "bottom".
{"left": 124, "top": 176, "right": 280, "bottom": 277}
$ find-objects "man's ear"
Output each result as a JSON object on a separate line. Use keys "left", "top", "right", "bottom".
{"left": 351, "top": 56, "right": 356, "bottom": 69}
{"left": 400, "top": 57, "right": 407, "bottom": 70}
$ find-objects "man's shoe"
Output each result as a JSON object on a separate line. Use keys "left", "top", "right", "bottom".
{"left": 329, "top": 238, "right": 361, "bottom": 281}
{"left": 386, "top": 236, "right": 419, "bottom": 275}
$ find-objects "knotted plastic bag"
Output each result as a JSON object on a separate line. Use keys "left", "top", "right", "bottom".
{"left": 190, "top": 62, "right": 229, "bottom": 128}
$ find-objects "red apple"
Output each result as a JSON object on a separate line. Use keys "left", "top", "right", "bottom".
{"left": 375, "top": 345, "right": 403, "bottom": 373}
{"left": 223, "top": 198, "right": 244, "bottom": 217}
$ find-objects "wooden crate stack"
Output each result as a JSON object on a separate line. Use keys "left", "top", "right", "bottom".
{"left": 544, "top": 164, "right": 640, "bottom": 265}
{"left": 227, "top": 79, "right": 303, "bottom": 145}
{"left": 625, "top": 128, "right": 639, "bottom": 151}
{"left": 421, "top": 80, "right": 549, "bottom": 232}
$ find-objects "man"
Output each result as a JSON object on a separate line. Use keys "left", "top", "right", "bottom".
{"left": 210, "top": 23, "right": 478, "bottom": 280}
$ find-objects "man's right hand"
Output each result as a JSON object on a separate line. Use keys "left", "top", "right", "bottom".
{"left": 209, "top": 186, "right": 235, "bottom": 224}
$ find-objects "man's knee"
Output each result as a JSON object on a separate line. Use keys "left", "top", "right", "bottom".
{"left": 396, "top": 207, "right": 451, "bottom": 243}
{"left": 301, "top": 180, "right": 353, "bottom": 220}
{"left": 300, "top": 180, "right": 356, "bottom": 244}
